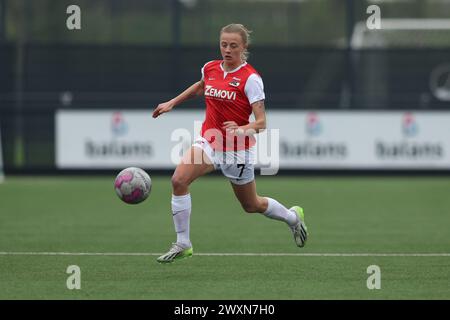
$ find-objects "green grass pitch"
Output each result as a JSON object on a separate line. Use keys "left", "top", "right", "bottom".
{"left": 0, "top": 176, "right": 449, "bottom": 299}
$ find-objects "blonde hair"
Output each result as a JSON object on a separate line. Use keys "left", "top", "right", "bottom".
{"left": 220, "top": 23, "right": 252, "bottom": 61}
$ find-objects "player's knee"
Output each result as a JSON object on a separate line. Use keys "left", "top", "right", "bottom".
{"left": 171, "top": 174, "right": 190, "bottom": 190}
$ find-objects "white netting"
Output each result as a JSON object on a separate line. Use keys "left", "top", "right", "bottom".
{"left": 351, "top": 19, "right": 450, "bottom": 48}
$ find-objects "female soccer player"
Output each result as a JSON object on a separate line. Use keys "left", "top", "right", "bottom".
{"left": 152, "top": 24, "right": 308, "bottom": 263}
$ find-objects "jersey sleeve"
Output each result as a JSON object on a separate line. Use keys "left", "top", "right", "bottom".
{"left": 244, "top": 73, "right": 265, "bottom": 105}
{"left": 201, "top": 60, "right": 214, "bottom": 80}
{"left": 201, "top": 65, "right": 206, "bottom": 80}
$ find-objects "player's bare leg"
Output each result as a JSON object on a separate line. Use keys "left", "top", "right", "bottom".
{"left": 157, "top": 146, "right": 214, "bottom": 263}
{"left": 172, "top": 146, "right": 215, "bottom": 196}
{"left": 230, "top": 180, "right": 267, "bottom": 213}
{"left": 231, "top": 180, "right": 308, "bottom": 247}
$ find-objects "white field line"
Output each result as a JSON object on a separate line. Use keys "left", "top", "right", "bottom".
{"left": 0, "top": 252, "right": 449, "bottom": 257}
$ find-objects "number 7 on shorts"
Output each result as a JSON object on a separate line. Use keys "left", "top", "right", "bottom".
{"left": 237, "top": 164, "right": 245, "bottom": 178}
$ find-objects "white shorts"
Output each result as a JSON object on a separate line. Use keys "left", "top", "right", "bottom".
{"left": 192, "top": 136, "right": 255, "bottom": 185}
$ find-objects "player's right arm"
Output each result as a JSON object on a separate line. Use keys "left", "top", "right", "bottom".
{"left": 152, "top": 79, "right": 204, "bottom": 118}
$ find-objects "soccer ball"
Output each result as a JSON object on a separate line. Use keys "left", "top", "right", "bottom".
{"left": 114, "top": 167, "right": 152, "bottom": 204}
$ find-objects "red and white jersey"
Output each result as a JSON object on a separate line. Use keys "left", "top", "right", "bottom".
{"left": 200, "top": 60, "right": 265, "bottom": 151}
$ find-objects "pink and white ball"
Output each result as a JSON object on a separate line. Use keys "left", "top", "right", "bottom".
{"left": 114, "top": 167, "right": 152, "bottom": 204}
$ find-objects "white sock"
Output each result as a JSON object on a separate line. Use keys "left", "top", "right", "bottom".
{"left": 172, "top": 193, "right": 192, "bottom": 247}
{"left": 262, "top": 197, "right": 298, "bottom": 226}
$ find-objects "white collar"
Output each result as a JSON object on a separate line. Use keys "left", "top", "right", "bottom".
{"left": 220, "top": 61, "right": 247, "bottom": 74}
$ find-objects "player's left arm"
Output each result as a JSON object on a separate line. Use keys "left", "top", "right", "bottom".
{"left": 241, "top": 100, "right": 267, "bottom": 134}
{"left": 222, "top": 100, "right": 266, "bottom": 135}
{"left": 223, "top": 74, "right": 266, "bottom": 135}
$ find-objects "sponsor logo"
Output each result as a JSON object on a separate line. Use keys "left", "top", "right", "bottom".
{"left": 305, "top": 112, "right": 322, "bottom": 136}
{"left": 281, "top": 141, "right": 347, "bottom": 159}
{"left": 402, "top": 113, "right": 418, "bottom": 137}
{"left": 229, "top": 80, "right": 240, "bottom": 87}
{"left": 85, "top": 112, "right": 153, "bottom": 158}
{"left": 376, "top": 114, "right": 443, "bottom": 159}
{"left": 204, "top": 85, "right": 237, "bottom": 100}
{"left": 375, "top": 141, "right": 442, "bottom": 159}
{"left": 281, "top": 113, "right": 347, "bottom": 160}
{"left": 85, "top": 140, "right": 153, "bottom": 158}
{"left": 111, "top": 112, "right": 128, "bottom": 136}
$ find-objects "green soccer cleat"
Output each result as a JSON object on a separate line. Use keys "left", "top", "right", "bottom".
{"left": 289, "top": 206, "right": 308, "bottom": 248}
{"left": 157, "top": 243, "right": 193, "bottom": 264}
